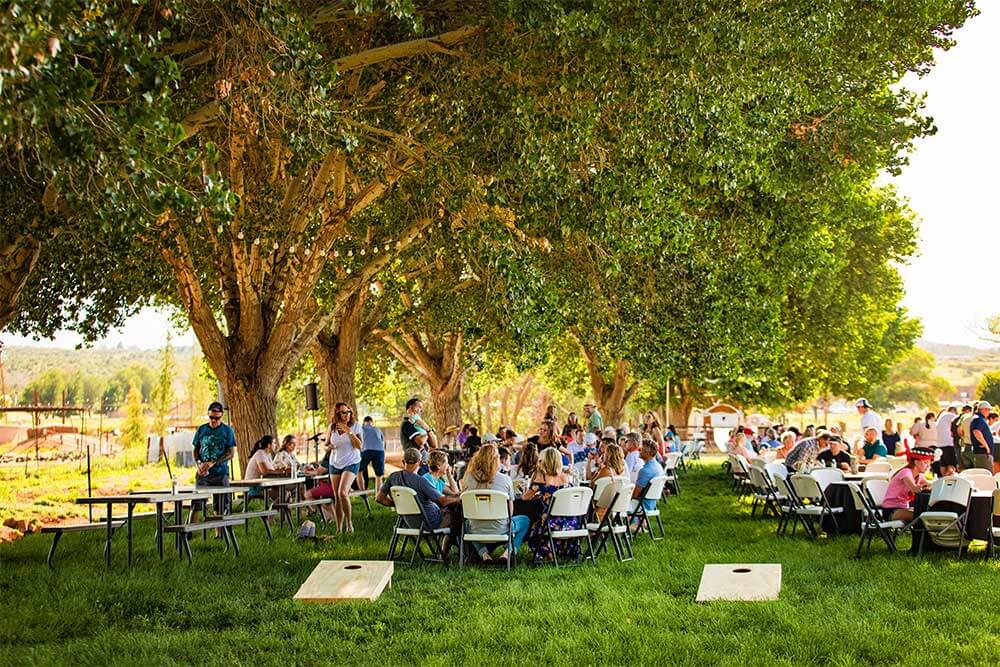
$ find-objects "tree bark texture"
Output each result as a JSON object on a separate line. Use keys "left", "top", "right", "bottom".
{"left": 576, "top": 338, "right": 639, "bottom": 427}
{"left": 221, "top": 375, "right": 278, "bottom": 472}
{"left": 0, "top": 232, "right": 42, "bottom": 330}
{"left": 382, "top": 330, "right": 466, "bottom": 430}
{"left": 312, "top": 288, "right": 369, "bottom": 422}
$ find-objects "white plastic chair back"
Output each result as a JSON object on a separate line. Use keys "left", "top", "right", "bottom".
{"left": 664, "top": 452, "right": 681, "bottom": 471}
{"left": 928, "top": 476, "right": 972, "bottom": 509}
{"left": 789, "top": 473, "right": 823, "bottom": 503}
{"left": 550, "top": 486, "right": 593, "bottom": 518}
{"left": 764, "top": 462, "right": 788, "bottom": 483}
{"left": 748, "top": 466, "right": 769, "bottom": 492}
{"left": 994, "top": 472, "right": 1000, "bottom": 487}
{"left": 863, "top": 478, "right": 890, "bottom": 507}
{"left": 865, "top": 461, "right": 893, "bottom": 474}
{"left": 390, "top": 486, "right": 421, "bottom": 517}
{"left": 993, "top": 488, "right": 1000, "bottom": 517}
{"left": 735, "top": 455, "right": 751, "bottom": 475}
{"left": 642, "top": 476, "right": 668, "bottom": 501}
{"left": 610, "top": 483, "right": 636, "bottom": 517}
{"left": 460, "top": 489, "right": 509, "bottom": 521}
{"left": 967, "top": 475, "right": 997, "bottom": 492}
{"left": 810, "top": 467, "right": 844, "bottom": 491}
{"left": 750, "top": 457, "right": 767, "bottom": 471}
{"left": 960, "top": 469, "right": 993, "bottom": 480}
{"left": 592, "top": 477, "right": 615, "bottom": 507}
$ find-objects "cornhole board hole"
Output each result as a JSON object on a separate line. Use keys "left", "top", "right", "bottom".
{"left": 696, "top": 564, "right": 781, "bottom": 602}
{"left": 294, "top": 560, "right": 393, "bottom": 603}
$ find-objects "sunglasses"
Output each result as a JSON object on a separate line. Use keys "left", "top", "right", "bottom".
{"left": 337, "top": 409, "right": 352, "bottom": 415}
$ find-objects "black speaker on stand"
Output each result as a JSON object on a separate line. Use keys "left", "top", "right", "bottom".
{"left": 305, "top": 382, "right": 320, "bottom": 463}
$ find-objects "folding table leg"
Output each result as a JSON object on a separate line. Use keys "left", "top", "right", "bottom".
{"left": 47, "top": 530, "right": 63, "bottom": 570}
{"left": 105, "top": 503, "right": 113, "bottom": 568}
{"left": 127, "top": 503, "right": 135, "bottom": 567}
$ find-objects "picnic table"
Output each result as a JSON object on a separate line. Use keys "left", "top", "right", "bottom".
{"left": 75, "top": 491, "right": 213, "bottom": 567}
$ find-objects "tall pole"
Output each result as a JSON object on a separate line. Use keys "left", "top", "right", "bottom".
{"left": 86, "top": 444, "right": 93, "bottom": 522}
{"left": 664, "top": 377, "right": 671, "bottom": 429}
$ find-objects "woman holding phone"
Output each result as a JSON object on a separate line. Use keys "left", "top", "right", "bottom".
{"left": 326, "top": 402, "right": 363, "bottom": 533}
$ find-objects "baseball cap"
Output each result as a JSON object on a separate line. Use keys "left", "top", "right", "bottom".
{"left": 584, "top": 432, "right": 598, "bottom": 446}
{"left": 208, "top": 401, "right": 224, "bottom": 413}
{"left": 603, "top": 426, "right": 617, "bottom": 438}
{"left": 482, "top": 433, "right": 500, "bottom": 443}
{"left": 855, "top": 398, "right": 871, "bottom": 408}
{"left": 979, "top": 401, "right": 993, "bottom": 411}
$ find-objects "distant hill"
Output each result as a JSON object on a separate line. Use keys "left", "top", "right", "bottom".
{"left": 917, "top": 339, "right": 1000, "bottom": 359}
{"left": 1, "top": 345, "right": 199, "bottom": 396}
{"left": 918, "top": 340, "right": 1000, "bottom": 388}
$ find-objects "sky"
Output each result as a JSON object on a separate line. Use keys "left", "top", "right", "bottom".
{"left": 4, "top": 5, "right": 998, "bottom": 351}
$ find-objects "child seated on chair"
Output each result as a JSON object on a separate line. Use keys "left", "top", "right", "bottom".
{"left": 423, "top": 450, "right": 460, "bottom": 495}
{"left": 882, "top": 447, "right": 933, "bottom": 522}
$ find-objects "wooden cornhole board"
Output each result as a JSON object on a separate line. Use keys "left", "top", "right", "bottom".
{"left": 294, "top": 560, "right": 393, "bottom": 603}
{"left": 696, "top": 564, "right": 781, "bottom": 602}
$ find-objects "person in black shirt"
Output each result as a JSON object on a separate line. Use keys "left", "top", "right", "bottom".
{"left": 816, "top": 436, "right": 852, "bottom": 471}
{"left": 882, "top": 418, "right": 901, "bottom": 456}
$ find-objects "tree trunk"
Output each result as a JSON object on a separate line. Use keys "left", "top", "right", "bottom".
{"left": 575, "top": 336, "right": 639, "bottom": 428}
{"left": 509, "top": 374, "right": 535, "bottom": 427}
{"left": 669, "top": 378, "right": 697, "bottom": 437}
{"left": 221, "top": 375, "right": 278, "bottom": 473}
{"left": 313, "top": 288, "right": 368, "bottom": 422}
{"left": 381, "top": 330, "right": 466, "bottom": 432}
{"left": 430, "top": 376, "right": 464, "bottom": 432}
{"left": 0, "top": 232, "right": 42, "bottom": 330}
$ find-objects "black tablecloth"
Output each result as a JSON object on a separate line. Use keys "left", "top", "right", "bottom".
{"left": 822, "top": 483, "right": 862, "bottom": 534}
{"left": 909, "top": 490, "right": 995, "bottom": 553}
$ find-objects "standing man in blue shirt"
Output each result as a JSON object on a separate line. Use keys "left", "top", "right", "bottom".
{"left": 969, "top": 400, "right": 995, "bottom": 472}
{"left": 359, "top": 416, "right": 385, "bottom": 490}
{"left": 192, "top": 401, "right": 236, "bottom": 521}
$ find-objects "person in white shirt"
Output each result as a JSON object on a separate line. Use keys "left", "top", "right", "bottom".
{"left": 909, "top": 413, "right": 937, "bottom": 447}
{"left": 855, "top": 398, "right": 882, "bottom": 440}
{"left": 273, "top": 434, "right": 300, "bottom": 472}
{"left": 325, "top": 402, "right": 364, "bottom": 533}
{"left": 623, "top": 432, "right": 643, "bottom": 478}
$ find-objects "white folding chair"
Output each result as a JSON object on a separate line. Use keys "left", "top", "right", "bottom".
{"left": 788, "top": 473, "right": 843, "bottom": 538}
{"left": 663, "top": 452, "right": 681, "bottom": 495}
{"left": 847, "top": 482, "right": 906, "bottom": 557}
{"left": 810, "top": 467, "right": 844, "bottom": 492}
{"left": 862, "top": 478, "right": 890, "bottom": 509}
{"left": 538, "top": 486, "right": 595, "bottom": 566}
{"left": 965, "top": 475, "right": 998, "bottom": 492}
{"left": 747, "top": 467, "right": 775, "bottom": 519}
{"left": 915, "top": 476, "right": 973, "bottom": 558}
{"left": 386, "top": 486, "right": 450, "bottom": 565}
{"left": 960, "top": 468, "right": 993, "bottom": 478}
{"left": 629, "top": 476, "right": 666, "bottom": 540}
{"left": 865, "top": 461, "right": 893, "bottom": 474}
{"left": 588, "top": 481, "right": 635, "bottom": 562}
{"left": 459, "top": 489, "right": 514, "bottom": 570}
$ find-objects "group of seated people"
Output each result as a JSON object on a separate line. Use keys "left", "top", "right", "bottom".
{"left": 375, "top": 437, "right": 666, "bottom": 565}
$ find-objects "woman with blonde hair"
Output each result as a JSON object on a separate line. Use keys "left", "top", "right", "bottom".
{"left": 524, "top": 447, "right": 579, "bottom": 562}
{"left": 461, "top": 444, "right": 529, "bottom": 565}
{"left": 587, "top": 443, "right": 626, "bottom": 483}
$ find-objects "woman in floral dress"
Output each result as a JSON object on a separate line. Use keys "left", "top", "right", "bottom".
{"left": 525, "top": 448, "right": 581, "bottom": 561}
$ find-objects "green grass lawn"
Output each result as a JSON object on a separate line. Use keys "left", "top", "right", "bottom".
{"left": 3, "top": 457, "right": 1000, "bottom": 666}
